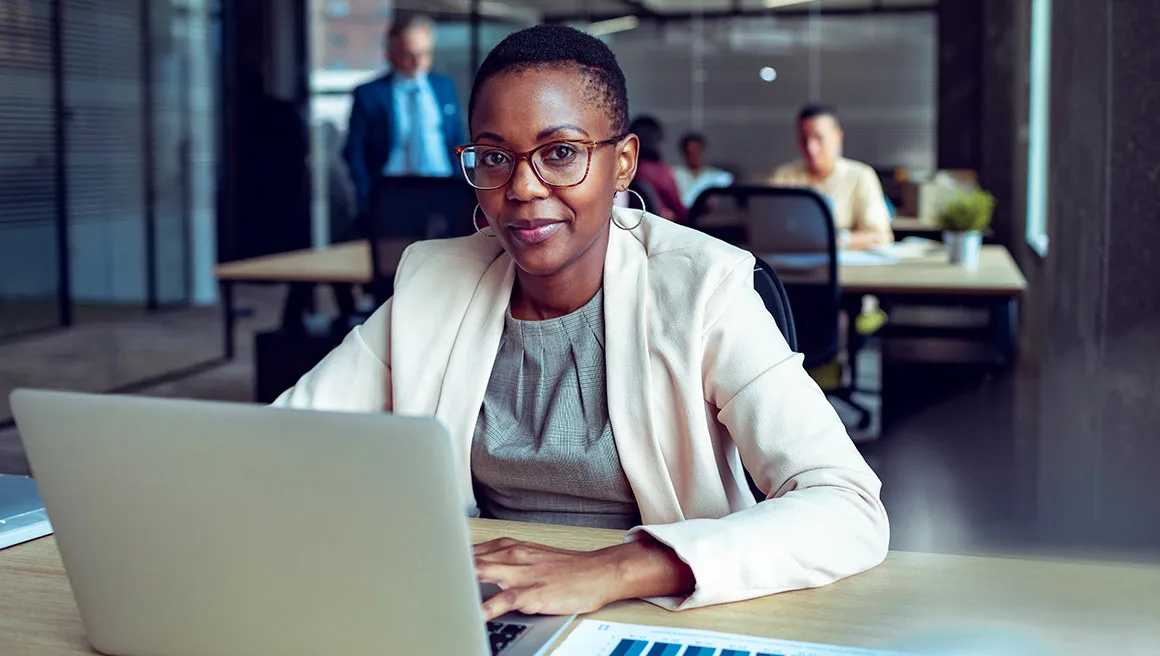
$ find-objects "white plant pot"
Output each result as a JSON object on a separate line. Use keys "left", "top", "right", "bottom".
{"left": 944, "top": 231, "right": 982, "bottom": 269}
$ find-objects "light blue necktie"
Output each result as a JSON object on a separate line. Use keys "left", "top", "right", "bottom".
{"left": 405, "top": 85, "right": 426, "bottom": 174}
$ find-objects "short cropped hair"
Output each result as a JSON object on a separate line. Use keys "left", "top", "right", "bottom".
{"left": 387, "top": 12, "right": 434, "bottom": 42}
{"left": 468, "top": 25, "right": 629, "bottom": 136}
{"left": 798, "top": 102, "right": 840, "bottom": 124}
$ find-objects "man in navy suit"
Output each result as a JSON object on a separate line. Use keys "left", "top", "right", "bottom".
{"left": 343, "top": 13, "right": 467, "bottom": 214}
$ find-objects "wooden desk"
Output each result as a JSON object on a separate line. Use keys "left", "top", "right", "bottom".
{"left": 212, "top": 240, "right": 404, "bottom": 360}
{"left": 838, "top": 245, "right": 1026, "bottom": 297}
{"left": 3, "top": 520, "right": 1158, "bottom": 654}
{"left": 840, "top": 246, "right": 1025, "bottom": 366}
{"left": 213, "top": 241, "right": 377, "bottom": 285}
{"left": 212, "top": 240, "right": 1025, "bottom": 360}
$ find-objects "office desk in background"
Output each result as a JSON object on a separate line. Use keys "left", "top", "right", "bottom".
{"left": 2, "top": 519, "right": 1158, "bottom": 654}
{"left": 213, "top": 240, "right": 1025, "bottom": 361}
{"left": 833, "top": 244, "right": 1025, "bottom": 297}
{"left": 212, "top": 240, "right": 410, "bottom": 360}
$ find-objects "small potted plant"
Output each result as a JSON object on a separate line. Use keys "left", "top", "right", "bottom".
{"left": 937, "top": 189, "right": 994, "bottom": 269}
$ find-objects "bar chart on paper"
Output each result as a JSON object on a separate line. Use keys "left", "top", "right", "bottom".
{"left": 553, "top": 621, "right": 905, "bottom": 656}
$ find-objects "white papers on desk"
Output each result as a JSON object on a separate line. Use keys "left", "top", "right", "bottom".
{"left": 839, "top": 250, "right": 899, "bottom": 266}
{"left": 870, "top": 237, "right": 942, "bottom": 261}
{"left": 842, "top": 238, "right": 944, "bottom": 266}
{"left": 554, "top": 620, "right": 906, "bottom": 656}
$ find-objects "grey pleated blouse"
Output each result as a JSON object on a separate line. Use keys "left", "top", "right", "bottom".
{"left": 471, "top": 289, "right": 642, "bottom": 530}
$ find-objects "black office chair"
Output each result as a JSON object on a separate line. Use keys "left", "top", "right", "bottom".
{"left": 365, "top": 176, "right": 479, "bottom": 303}
{"left": 691, "top": 185, "right": 872, "bottom": 430}
{"left": 627, "top": 178, "right": 663, "bottom": 216}
{"left": 688, "top": 185, "right": 748, "bottom": 244}
{"left": 753, "top": 258, "right": 798, "bottom": 352}
{"left": 744, "top": 258, "right": 799, "bottom": 502}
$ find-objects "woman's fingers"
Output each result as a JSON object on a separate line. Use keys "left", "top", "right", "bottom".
{"left": 472, "top": 537, "right": 521, "bottom": 557}
{"left": 475, "top": 560, "right": 529, "bottom": 589}
{"left": 481, "top": 586, "right": 520, "bottom": 621}
{"left": 474, "top": 539, "right": 576, "bottom": 564}
{"left": 482, "top": 584, "right": 561, "bottom": 621}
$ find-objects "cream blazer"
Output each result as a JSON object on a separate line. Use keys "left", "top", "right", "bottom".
{"left": 274, "top": 209, "right": 889, "bottom": 610}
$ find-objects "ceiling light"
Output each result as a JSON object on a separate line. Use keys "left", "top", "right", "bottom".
{"left": 587, "top": 16, "right": 639, "bottom": 37}
{"left": 759, "top": 67, "right": 778, "bottom": 82}
{"left": 762, "top": 0, "right": 818, "bottom": 8}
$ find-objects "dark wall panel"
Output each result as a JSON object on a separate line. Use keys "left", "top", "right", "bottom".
{"left": 936, "top": 0, "right": 982, "bottom": 171}
{"left": 1035, "top": 0, "right": 1160, "bottom": 550}
{"left": 1097, "top": 0, "right": 1160, "bottom": 546}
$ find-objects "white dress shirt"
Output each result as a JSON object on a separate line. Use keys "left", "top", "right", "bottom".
{"left": 383, "top": 74, "right": 453, "bottom": 177}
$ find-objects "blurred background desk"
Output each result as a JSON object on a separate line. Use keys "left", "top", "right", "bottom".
{"left": 214, "top": 241, "right": 390, "bottom": 361}
{"left": 214, "top": 240, "right": 405, "bottom": 402}
{"left": 837, "top": 245, "right": 1024, "bottom": 297}
{"left": 838, "top": 245, "right": 1026, "bottom": 390}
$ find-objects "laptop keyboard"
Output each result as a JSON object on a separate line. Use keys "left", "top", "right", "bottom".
{"left": 487, "top": 620, "right": 529, "bottom": 655}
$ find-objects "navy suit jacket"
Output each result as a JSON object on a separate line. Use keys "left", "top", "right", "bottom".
{"left": 343, "top": 71, "right": 467, "bottom": 211}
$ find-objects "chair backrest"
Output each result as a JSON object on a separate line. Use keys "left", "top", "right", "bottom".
{"left": 366, "top": 176, "right": 478, "bottom": 300}
{"left": 746, "top": 259, "right": 799, "bottom": 503}
{"left": 691, "top": 186, "right": 840, "bottom": 368}
{"left": 753, "top": 258, "right": 798, "bottom": 353}
{"left": 628, "top": 178, "right": 663, "bottom": 214}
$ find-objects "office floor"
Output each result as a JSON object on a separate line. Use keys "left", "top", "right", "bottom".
{"left": 0, "top": 287, "right": 1032, "bottom": 557}
{"left": 0, "top": 300, "right": 159, "bottom": 340}
{"left": 0, "top": 304, "right": 231, "bottom": 424}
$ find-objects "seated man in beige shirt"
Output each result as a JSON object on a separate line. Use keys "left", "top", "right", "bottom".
{"left": 769, "top": 103, "right": 893, "bottom": 249}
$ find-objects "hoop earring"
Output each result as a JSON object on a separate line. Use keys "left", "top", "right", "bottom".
{"left": 612, "top": 188, "right": 646, "bottom": 231}
{"left": 473, "top": 204, "right": 496, "bottom": 238}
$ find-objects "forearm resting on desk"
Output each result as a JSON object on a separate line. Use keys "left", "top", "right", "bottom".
{"left": 845, "top": 228, "right": 892, "bottom": 250}
{"left": 473, "top": 535, "right": 694, "bottom": 620}
{"left": 611, "top": 537, "right": 696, "bottom": 601}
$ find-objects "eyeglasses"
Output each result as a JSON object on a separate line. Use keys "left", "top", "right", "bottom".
{"left": 455, "top": 136, "right": 625, "bottom": 191}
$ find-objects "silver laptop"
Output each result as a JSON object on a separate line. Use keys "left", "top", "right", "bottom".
{"left": 11, "top": 389, "right": 571, "bottom": 656}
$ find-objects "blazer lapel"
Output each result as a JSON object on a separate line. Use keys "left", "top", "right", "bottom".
{"left": 604, "top": 212, "right": 684, "bottom": 525}
{"left": 391, "top": 240, "right": 502, "bottom": 420}
{"left": 434, "top": 253, "right": 515, "bottom": 509}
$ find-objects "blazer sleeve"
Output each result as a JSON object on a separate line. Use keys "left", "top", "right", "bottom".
{"left": 629, "top": 257, "right": 889, "bottom": 610}
{"left": 343, "top": 84, "right": 374, "bottom": 211}
{"left": 271, "top": 299, "right": 394, "bottom": 413}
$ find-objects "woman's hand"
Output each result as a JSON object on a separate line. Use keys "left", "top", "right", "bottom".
{"left": 473, "top": 536, "right": 695, "bottom": 620}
